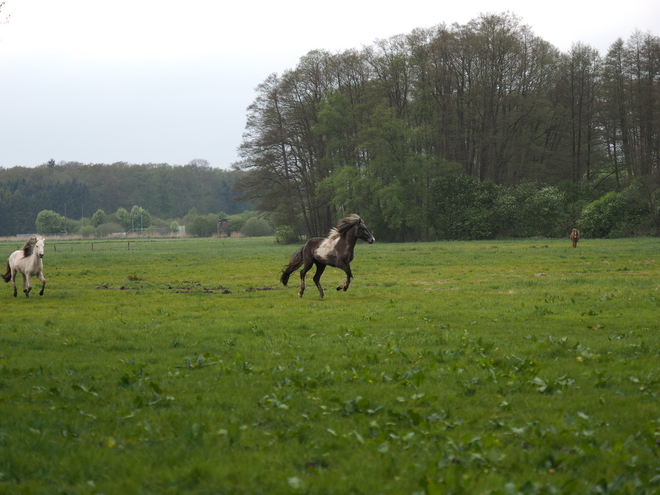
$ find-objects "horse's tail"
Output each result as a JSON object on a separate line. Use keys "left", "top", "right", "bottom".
{"left": 281, "top": 247, "right": 304, "bottom": 286}
{"left": 1, "top": 261, "right": 10, "bottom": 283}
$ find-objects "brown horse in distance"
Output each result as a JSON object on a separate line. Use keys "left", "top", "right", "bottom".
{"left": 570, "top": 228, "right": 580, "bottom": 248}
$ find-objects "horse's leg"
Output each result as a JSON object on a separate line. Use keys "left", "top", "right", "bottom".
{"left": 39, "top": 272, "right": 46, "bottom": 296}
{"left": 11, "top": 268, "right": 17, "bottom": 297}
{"left": 312, "top": 263, "right": 326, "bottom": 299}
{"left": 23, "top": 273, "right": 32, "bottom": 298}
{"left": 298, "top": 259, "right": 314, "bottom": 298}
{"left": 336, "top": 263, "right": 353, "bottom": 292}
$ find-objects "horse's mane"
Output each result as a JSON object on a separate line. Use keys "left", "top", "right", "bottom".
{"left": 328, "top": 214, "right": 361, "bottom": 239}
{"left": 22, "top": 236, "right": 38, "bottom": 257}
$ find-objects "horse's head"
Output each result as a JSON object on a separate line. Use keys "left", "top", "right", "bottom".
{"left": 35, "top": 237, "right": 45, "bottom": 258}
{"left": 356, "top": 217, "right": 375, "bottom": 244}
{"left": 335, "top": 214, "right": 375, "bottom": 244}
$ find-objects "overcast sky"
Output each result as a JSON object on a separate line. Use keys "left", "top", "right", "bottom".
{"left": 1, "top": 0, "right": 658, "bottom": 169}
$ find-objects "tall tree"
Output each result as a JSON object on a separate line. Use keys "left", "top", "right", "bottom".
{"left": 601, "top": 33, "right": 660, "bottom": 180}
{"left": 237, "top": 51, "right": 336, "bottom": 236}
{"left": 562, "top": 43, "right": 603, "bottom": 182}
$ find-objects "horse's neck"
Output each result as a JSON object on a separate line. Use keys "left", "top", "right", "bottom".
{"left": 340, "top": 233, "right": 359, "bottom": 252}
{"left": 27, "top": 253, "right": 41, "bottom": 270}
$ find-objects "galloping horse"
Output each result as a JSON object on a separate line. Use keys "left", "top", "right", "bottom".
{"left": 570, "top": 228, "right": 581, "bottom": 248}
{"left": 2, "top": 236, "right": 47, "bottom": 298}
{"left": 280, "top": 214, "right": 375, "bottom": 298}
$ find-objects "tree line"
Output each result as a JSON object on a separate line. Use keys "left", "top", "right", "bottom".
{"left": 236, "top": 13, "right": 660, "bottom": 241}
{"left": 0, "top": 161, "right": 253, "bottom": 236}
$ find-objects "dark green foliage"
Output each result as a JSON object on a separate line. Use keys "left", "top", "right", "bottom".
{"left": 431, "top": 167, "right": 499, "bottom": 240}
{"left": 0, "top": 162, "right": 252, "bottom": 235}
{"left": 496, "top": 184, "right": 568, "bottom": 238}
{"left": 579, "top": 192, "right": 626, "bottom": 237}
{"left": 579, "top": 189, "right": 650, "bottom": 238}
{"left": 430, "top": 172, "right": 582, "bottom": 240}
{"left": 0, "top": 177, "right": 88, "bottom": 235}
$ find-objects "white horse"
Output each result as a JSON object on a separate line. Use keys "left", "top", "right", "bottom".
{"left": 2, "top": 236, "right": 47, "bottom": 298}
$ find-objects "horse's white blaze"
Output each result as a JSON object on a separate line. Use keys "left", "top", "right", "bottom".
{"left": 35, "top": 239, "right": 45, "bottom": 258}
{"left": 314, "top": 237, "right": 338, "bottom": 261}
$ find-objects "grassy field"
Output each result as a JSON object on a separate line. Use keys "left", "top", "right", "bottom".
{"left": 1, "top": 236, "right": 659, "bottom": 494}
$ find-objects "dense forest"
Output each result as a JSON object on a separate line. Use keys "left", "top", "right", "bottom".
{"left": 0, "top": 161, "right": 253, "bottom": 236}
{"left": 236, "top": 13, "right": 660, "bottom": 241}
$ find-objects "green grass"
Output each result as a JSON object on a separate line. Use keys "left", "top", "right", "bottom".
{"left": 1, "top": 236, "right": 660, "bottom": 494}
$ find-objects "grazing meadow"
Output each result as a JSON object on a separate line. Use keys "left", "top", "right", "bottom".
{"left": 1, "top": 236, "right": 660, "bottom": 494}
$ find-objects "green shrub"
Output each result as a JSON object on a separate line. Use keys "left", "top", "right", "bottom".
{"left": 36, "top": 210, "right": 66, "bottom": 234}
{"left": 275, "top": 225, "right": 299, "bottom": 244}
{"left": 188, "top": 216, "right": 216, "bottom": 237}
{"left": 115, "top": 207, "right": 132, "bottom": 230}
{"left": 78, "top": 225, "right": 96, "bottom": 238}
{"left": 241, "top": 217, "right": 273, "bottom": 237}
{"left": 578, "top": 191, "right": 647, "bottom": 238}
{"left": 226, "top": 211, "right": 258, "bottom": 235}
{"left": 91, "top": 209, "right": 107, "bottom": 227}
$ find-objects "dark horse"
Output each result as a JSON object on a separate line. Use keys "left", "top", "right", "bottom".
{"left": 280, "top": 214, "right": 375, "bottom": 298}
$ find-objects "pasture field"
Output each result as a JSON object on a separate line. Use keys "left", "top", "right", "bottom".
{"left": 1, "top": 236, "right": 660, "bottom": 494}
